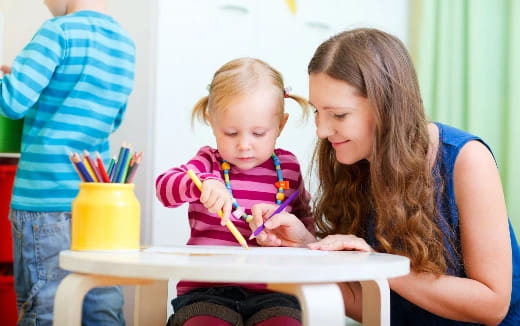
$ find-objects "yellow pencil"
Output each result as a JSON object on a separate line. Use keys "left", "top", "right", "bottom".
{"left": 186, "top": 169, "right": 249, "bottom": 249}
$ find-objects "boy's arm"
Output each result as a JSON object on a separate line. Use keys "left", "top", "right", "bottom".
{"left": 0, "top": 21, "right": 64, "bottom": 119}
{"left": 155, "top": 146, "right": 223, "bottom": 208}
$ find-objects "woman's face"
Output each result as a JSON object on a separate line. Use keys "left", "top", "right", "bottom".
{"left": 309, "top": 72, "right": 376, "bottom": 164}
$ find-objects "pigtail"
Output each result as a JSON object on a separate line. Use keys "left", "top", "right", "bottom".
{"left": 284, "top": 91, "right": 310, "bottom": 122}
{"left": 191, "top": 96, "right": 210, "bottom": 127}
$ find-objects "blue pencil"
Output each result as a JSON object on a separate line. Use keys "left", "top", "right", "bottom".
{"left": 249, "top": 190, "right": 300, "bottom": 239}
{"left": 70, "top": 153, "right": 94, "bottom": 182}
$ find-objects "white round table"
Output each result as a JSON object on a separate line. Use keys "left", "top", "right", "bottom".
{"left": 54, "top": 246, "right": 409, "bottom": 326}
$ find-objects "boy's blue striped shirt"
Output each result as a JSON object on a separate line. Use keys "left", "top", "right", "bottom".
{"left": 0, "top": 10, "right": 135, "bottom": 211}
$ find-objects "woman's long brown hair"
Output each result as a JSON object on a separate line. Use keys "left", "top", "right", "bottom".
{"left": 308, "top": 28, "right": 449, "bottom": 274}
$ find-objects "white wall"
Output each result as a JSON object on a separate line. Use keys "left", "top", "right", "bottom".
{"left": 1, "top": 1, "right": 409, "bottom": 323}
{"left": 152, "top": 0, "right": 410, "bottom": 246}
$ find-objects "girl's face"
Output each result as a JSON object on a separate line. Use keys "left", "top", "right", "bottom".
{"left": 309, "top": 72, "right": 376, "bottom": 164}
{"left": 210, "top": 88, "right": 288, "bottom": 170}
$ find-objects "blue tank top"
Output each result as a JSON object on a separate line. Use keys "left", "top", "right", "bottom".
{"left": 388, "top": 123, "right": 520, "bottom": 325}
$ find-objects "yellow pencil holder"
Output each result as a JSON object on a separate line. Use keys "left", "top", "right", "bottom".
{"left": 71, "top": 183, "right": 140, "bottom": 250}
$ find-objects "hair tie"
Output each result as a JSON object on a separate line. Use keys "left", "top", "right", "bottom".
{"left": 283, "top": 86, "right": 292, "bottom": 98}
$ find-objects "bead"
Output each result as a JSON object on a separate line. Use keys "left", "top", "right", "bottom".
{"left": 221, "top": 161, "right": 231, "bottom": 170}
{"left": 221, "top": 154, "right": 285, "bottom": 222}
{"left": 275, "top": 181, "right": 290, "bottom": 189}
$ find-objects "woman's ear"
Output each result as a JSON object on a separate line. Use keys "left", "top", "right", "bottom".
{"left": 278, "top": 113, "right": 289, "bottom": 135}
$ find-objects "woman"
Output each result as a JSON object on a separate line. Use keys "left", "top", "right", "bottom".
{"left": 250, "top": 28, "right": 520, "bottom": 325}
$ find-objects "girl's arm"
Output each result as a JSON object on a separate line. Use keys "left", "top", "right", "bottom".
{"left": 390, "top": 140, "right": 511, "bottom": 324}
{"left": 155, "top": 146, "right": 223, "bottom": 208}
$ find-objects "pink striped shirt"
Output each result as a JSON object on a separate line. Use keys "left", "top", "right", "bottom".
{"left": 155, "top": 146, "right": 313, "bottom": 295}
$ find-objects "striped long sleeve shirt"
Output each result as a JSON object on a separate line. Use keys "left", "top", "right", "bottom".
{"left": 155, "top": 146, "right": 314, "bottom": 295}
{"left": 0, "top": 11, "right": 135, "bottom": 211}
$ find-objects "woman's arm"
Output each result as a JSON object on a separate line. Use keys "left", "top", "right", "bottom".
{"left": 390, "top": 140, "right": 511, "bottom": 324}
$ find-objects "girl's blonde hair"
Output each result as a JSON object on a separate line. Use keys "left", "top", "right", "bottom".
{"left": 308, "top": 28, "right": 453, "bottom": 274}
{"left": 192, "top": 57, "right": 309, "bottom": 126}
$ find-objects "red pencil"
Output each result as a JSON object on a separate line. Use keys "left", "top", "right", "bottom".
{"left": 95, "top": 151, "right": 111, "bottom": 183}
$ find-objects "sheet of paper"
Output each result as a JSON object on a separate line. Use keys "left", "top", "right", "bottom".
{"left": 145, "top": 245, "right": 328, "bottom": 256}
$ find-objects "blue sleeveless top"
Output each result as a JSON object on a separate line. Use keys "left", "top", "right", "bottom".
{"left": 386, "top": 123, "right": 520, "bottom": 325}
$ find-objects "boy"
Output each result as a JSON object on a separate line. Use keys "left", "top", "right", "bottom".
{"left": 0, "top": 0, "right": 135, "bottom": 324}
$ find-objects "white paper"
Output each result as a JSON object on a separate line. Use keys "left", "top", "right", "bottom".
{"left": 145, "top": 245, "right": 328, "bottom": 256}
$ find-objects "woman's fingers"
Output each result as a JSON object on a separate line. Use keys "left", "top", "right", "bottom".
{"left": 308, "top": 235, "right": 374, "bottom": 252}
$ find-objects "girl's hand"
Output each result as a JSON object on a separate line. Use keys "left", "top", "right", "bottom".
{"left": 250, "top": 203, "right": 315, "bottom": 247}
{"left": 200, "top": 179, "right": 233, "bottom": 225}
{"left": 308, "top": 234, "right": 374, "bottom": 252}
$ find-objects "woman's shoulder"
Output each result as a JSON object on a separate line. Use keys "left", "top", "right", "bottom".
{"left": 433, "top": 122, "right": 494, "bottom": 160}
{"left": 434, "top": 122, "right": 481, "bottom": 147}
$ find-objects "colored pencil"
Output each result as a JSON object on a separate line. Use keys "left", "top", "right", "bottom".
{"left": 83, "top": 150, "right": 102, "bottom": 182}
{"left": 107, "top": 156, "right": 117, "bottom": 179}
{"left": 186, "top": 169, "right": 248, "bottom": 249}
{"left": 125, "top": 152, "right": 142, "bottom": 183}
{"left": 68, "top": 152, "right": 85, "bottom": 182}
{"left": 249, "top": 190, "right": 300, "bottom": 240}
{"left": 111, "top": 142, "right": 128, "bottom": 182}
{"left": 68, "top": 143, "right": 143, "bottom": 184}
{"left": 95, "top": 151, "right": 111, "bottom": 183}
{"left": 119, "top": 150, "right": 133, "bottom": 183}
{"left": 70, "top": 153, "right": 94, "bottom": 182}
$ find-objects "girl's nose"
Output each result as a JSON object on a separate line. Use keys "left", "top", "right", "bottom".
{"left": 237, "top": 136, "right": 251, "bottom": 150}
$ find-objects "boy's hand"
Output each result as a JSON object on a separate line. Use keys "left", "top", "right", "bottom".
{"left": 200, "top": 179, "right": 233, "bottom": 226}
{"left": 0, "top": 65, "right": 11, "bottom": 75}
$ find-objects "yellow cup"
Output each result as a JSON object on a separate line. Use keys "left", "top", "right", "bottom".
{"left": 71, "top": 183, "right": 140, "bottom": 250}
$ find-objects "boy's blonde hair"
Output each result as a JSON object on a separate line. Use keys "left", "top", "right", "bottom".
{"left": 192, "top": 57, "right": 309, "bottom": 126}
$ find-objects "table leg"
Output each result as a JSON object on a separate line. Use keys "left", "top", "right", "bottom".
{"left": 134, "top": 279, "right": 169, "bottom": 326}
{"left": 53, "top": 273, "right": 154, "bottom": 326}
{"left": 360, "top": 279, "right": 390, "bottom": 326}
{"left": 268, "top": 283, "right": 344, "bottom": 326}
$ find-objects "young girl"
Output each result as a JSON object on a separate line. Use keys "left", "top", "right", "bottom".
{"left": 155, "top": 57, "right": 313, "bottom": 326}
{"left": 251, "top": 28, "right": 520, "bottom": 325}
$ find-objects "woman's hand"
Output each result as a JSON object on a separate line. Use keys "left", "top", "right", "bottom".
{"left": 200, "top": 179, "right": 233, "bottom": 225}
{"left": 249, "top": 203, "right": 315, "bottom": 247}
{"left": 308, "top": 234, "right": 374, "bottom": 252}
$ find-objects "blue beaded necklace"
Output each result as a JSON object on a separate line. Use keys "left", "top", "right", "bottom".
{"left": 221, "top": 153, "right": 288, "bottom": 222}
